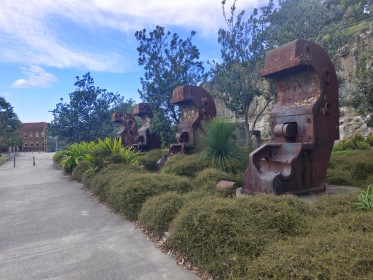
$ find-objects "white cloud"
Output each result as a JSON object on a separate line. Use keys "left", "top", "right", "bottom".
{"left": 0, "top": 0, "right": 260, "bottom": 72}
{"left": 11, "top": 65, "right": 57, "bottom": 88}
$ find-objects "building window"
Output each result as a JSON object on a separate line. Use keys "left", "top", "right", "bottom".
{"left": 24, "top": 133, "right": 27, "bottom": 138}
{"left": 36, "top": 142, "right": 39, "bottom": 147}
{"left": 36, "top": 132, "right": 39, "bottom": 137}
{"left": 24, "top": 143, "right": 28, "bottom": 147}
{"left": 42, "top": 142, "right": 45, "bottom": 146}
{"left": 41, "top": 131, "right": 45, "bottom": 137}
{"left": 30, "top": 142, "right": 33, "bottom": 147}
{"left": 30, "top": 132, "right": 33, "bottom": 137}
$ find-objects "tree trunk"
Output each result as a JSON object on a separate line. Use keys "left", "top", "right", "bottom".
{"left": 244, "top": 104, "right": 251, "bottom": 147}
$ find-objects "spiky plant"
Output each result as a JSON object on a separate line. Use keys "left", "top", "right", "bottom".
{"left": 355, "top": 184, "right": 373, "bottom": 211}
{"left": 197, "top": 119, "right": 242, "bottom": 172}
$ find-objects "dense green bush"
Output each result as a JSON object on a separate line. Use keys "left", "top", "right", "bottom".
{"left": 87, "top": 164, "right": 144, "bottom": 201}
{"left": 326, "top": 149, "right": 373, "bottom": 187}
{"left": 246, "top": 231, "right": 373, "bottom": 280}
{"left": 193, "top": 168, "right": 237, "bottom": 196}
{"left": 107, "top": 172, "right": 192, "bottom": 220}
{"left": 53, "top": 150, "right": 65, "bottom": 165}
{"left": 139, "top": 192, "right": 186, "bottom": 235}
{"left": 71, "top": 160, "right": 91, "bottom": 182}
{"left": 137, "top": 149, "right": 166, "bottom": 171}
{"left": 333, "top": 133, "right": 370, "bottom": 151}
{"left": 312, "top": 193, "right": 356, "bottom": 216}
{"left": 161, "top": 153, "right": 206, "bottom": 177}
{"left": 167, "top": 195, "right": 310, "bottom": 279}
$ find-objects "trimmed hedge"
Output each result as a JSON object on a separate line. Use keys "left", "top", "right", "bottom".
{"left": 138, "top": 149, "right": 166, "bottom": 172}
{"left": 193, "top": 168, "right": 237, "bottom": 195}
{"left": 167, "top": 195, "right": 310, "bottom": 279}
{"left": 107, "top": 172, "right": 192, "bottom": 220}
{"left": 139, "top": 192, "right": 186, "bottom": 235}
{"left": 71, "top": 160, "right": 91, "bottom": 182}
{"left": 246, "top": 231, "right": 373, "bottom": 280}
{"left": 161, "top": 153, "right": 206, "bottom": 177}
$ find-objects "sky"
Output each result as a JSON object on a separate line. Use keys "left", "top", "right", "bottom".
{"left": 0, "top": 0, "right": 261, "bottom": 123}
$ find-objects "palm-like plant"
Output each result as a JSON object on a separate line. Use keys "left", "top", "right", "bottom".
{"left": 197, "top": 119, "right": 242, "bottom": 172}
{"left": 355, "top": 184, "right": 373, "bottom": 211}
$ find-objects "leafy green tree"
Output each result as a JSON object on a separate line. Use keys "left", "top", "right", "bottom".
{"left": 135, "top": 26, "right": 205, "bottom": 145}
{"left": 0, "top": 97, "right": 22, "bottom": 152}
{"left": 49, "top": 72, "right": 124, "bottom": 144}
{"left": 212, "top": 0, "right": 270, "bottom": 146}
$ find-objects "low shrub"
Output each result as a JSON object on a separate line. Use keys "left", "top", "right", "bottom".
{"left": 71, "top": 160, "right": 91, "bottom": 182}
{"left": 246, "top": 231, "right": 373, "bottom": 280}
{"left": 138, "top": 149, "right": 166, "bottom": 171}
{"left": 53, "top": 150, "right": 65, "bottom": 165}
{"left": 107, "top": 172, "right": 192, "bottom": 220}
{"left": 88, "top": 164, "right": 144, "bottom": 201}
{"left": 161, "top": 153, "right": 206, "bottom": 177}
{"left": 307, "top": 211, "right": 373, "bottom": 235}
{"left": 326, "top": 149, "right": 373, "bottom": 187}
{"left": 193, "top": 168, "right": 237, "bottom": 196}
{"left": 333, "top": 133, "right": 370, "bottom": 151}
{"left": 312, "top": 193, "right": 356, "bottom": 216}
{"left": 139, "top": 192, "right": 186, "bottom": 236}
{"left": 167, "top": 195, "right": 310, "bottom": 279}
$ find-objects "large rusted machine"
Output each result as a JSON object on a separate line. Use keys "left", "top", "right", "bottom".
{"left": 169, "top": 85, "right": 216, "bottom": 154}
{"left": 132, "top": 103, "right": 161, "bottom": 151}
{"left": 242, "top": 39, "right": 339, "bottom": 195}
{"left": 111, "top": 112, "right": 138, "bottom": 146}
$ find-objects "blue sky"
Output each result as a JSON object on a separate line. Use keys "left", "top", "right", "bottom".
{"left": 0, "top": 0, "right": 260, "bottom": 123}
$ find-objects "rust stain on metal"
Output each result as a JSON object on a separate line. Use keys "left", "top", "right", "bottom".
{"left": 242, "top": 39, "right": 339, "bottom": 195}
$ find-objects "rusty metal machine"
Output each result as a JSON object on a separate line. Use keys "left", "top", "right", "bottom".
{"left": 132, "top": 103, "right": 161, "bottom": 150}
{"left": 242, "top": 39, "right": 339, "bottom": 195}
{"left": 157, "top": 85, "right": 216, "bottom": 167}
{"left": 168, "top": 85, "right": 216, "bottom": 154}
{"left": 111, "top": 112, "right": 138, "bottom": 146}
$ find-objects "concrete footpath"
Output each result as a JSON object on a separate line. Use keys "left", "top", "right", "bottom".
{"left": 0, "top": 152, "right": 199, "bottom": 280}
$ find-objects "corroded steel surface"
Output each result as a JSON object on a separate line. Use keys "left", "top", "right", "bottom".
{"left": 132, "top": 103, "right": 161, "bottom": 150}
{"left": 242, "top": 39, "right": 339, "bottom": 195}
{"left": 111, "top": 112, "right": 138, "bottom": 146}
{"left": 169, "top": 85, "right": 216, "bottom": 153}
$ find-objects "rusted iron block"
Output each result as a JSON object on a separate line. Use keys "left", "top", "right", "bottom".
{"left": 111, "top": 112, "right": 138, "bottom": 146}
{"left": 132, "top": 103, "right": 161, "bottom": 151}
{"left": 170, "top": 85, "right": 216, "bottom": 150}
{"left": 157, "top": 86, "right": 216, "bottom": 168}
{"left": 242, "top": 39, "right": 339, "bottom": 195}
{"left": 217, "top": 180, "right": 238, "bottom": 197}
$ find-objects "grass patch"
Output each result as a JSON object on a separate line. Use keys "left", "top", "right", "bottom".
{"left": 326, "top": 149, "right": 373, "bottom": 187}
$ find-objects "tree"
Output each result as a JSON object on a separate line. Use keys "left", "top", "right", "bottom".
{"left": 135, "top": 26, "right": 205, "bottom": 145}
{"left": 212, "top": 0, "right": 270, "bottom": 146}
{"left": 49, "top": 72, "right": 124, "bottom": 144}
{"left": 0, "top": 97, "right": 22, "bottom": 152}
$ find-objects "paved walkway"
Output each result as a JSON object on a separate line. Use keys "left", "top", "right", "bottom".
{"left": 0, "top": 152, "right": 199, "bottom": 280}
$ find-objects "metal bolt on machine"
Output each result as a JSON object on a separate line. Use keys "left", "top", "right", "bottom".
{"left": 242, "top": 39, "right": 339, "bottom": 195}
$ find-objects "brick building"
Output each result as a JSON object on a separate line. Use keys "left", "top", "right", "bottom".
{"left": 20, "top": 122, "right": 48, "bottom": 152}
